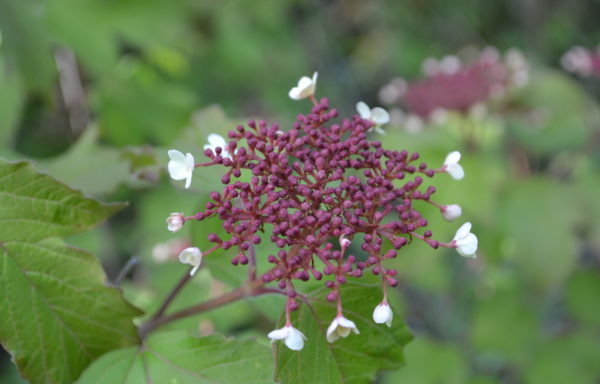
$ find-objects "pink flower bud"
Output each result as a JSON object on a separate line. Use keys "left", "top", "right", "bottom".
{"left": 442, "top": 204, "right": 462, "bottom": 221}
{"left": 166, "top": 212, "right": 185, "bottom": 232}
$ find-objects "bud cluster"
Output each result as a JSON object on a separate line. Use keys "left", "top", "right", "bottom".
{"left": 379, "top": 48, "right": 529, "bottom": 130}
{"left": 166, "top": 74, "right": 477, "bottom": 350}
{"left": 561, "top": 46, "right": 600, "bottom": 78}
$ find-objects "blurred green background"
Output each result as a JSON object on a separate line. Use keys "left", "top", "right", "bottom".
{"left": 1, "top": 0, "right": 600, "bottom": 383}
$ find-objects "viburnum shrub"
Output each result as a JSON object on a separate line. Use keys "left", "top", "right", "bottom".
{"left": 561, "top": 45, "right": 600, "bottom": 78}
{"left": 163, "top": 73, "right": 478, "bottom": 351}
{"left": 378, "top": 48, "right": 529, "bottom": 130}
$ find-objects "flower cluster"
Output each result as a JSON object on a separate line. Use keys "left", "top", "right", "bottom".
{"left": 166, "top": 73, "right": 478, "bottom": 350}
{"left": 561, "top": 46, "right": 600, "bottom": 78}
{"left": 379, "top": 48, "right": 528, "bottom": 130}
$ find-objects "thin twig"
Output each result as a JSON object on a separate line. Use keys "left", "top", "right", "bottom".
{"left": 54, "top": 47, "right": 90, "bottom": 135}
{"left": 148, "top": 270, "right": 193, "bottom": 322}
{"left": 139, "top": 277, "right": 268, "bottom": 338}
{"left": 114, "top": 256, "right": 138, "bottom": 286}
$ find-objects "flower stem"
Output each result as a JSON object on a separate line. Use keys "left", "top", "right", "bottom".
{"left": 139, "top": 277, "right": 268, "bottom": 339}
{"left": 247, "top": 243, "right": 257, "bottom": 282}
{"left": 146, "top": 270, "right": 193, "bottom": 324}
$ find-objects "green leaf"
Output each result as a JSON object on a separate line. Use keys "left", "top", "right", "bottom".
{"left": 78, "top": 331, "right": 275, "bottom": 383}
{"left": 274, "top": 281, "right": 413, "bottom": 384}
{"left": 0, "top": 160, "right": 142, "bottom": 384}
{"left": 0, "top": 161, "right": 124, "bottom": 242}
{"left": 524, "top": 330, "right": 600, "bottom": 384}
{"left": 566, "top": 270, "right": 600, "bottom": 326}
{"left": 496, "top": 178, "right": 578, "bottom": 290}
{"left": 38, "top": 127, "right": 133, "bottom": 196}
{"left": 0, "top": 55, "right": 24, "bottom": 153}
{"left": 94, "top": 57, "right": 197, "bottom": 146}
{"left": 507, "top": 69, "right": 590, "bottom": 156}
{"left": 471, "top": 287, "right": 537, "bottom": 365}
{"left": 0, "top": 0, "right": 55, "bottom": 92}
{"left": 381, "top": 337, "right": 468, "bottom": 384}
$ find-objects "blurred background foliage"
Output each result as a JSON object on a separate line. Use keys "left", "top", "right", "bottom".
{"left": 2, "top": 0, "right": 600, "bottom": 383}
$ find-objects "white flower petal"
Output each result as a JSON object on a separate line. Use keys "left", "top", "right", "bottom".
{"left": 337, "top": 326, "right": 351, "bottom": 337}
{"left": 178, "top": 247, "right": 202, "bottom": 273}
{"left": 167, "top": 150, "right": 195, "bottom": 186}
{"left": 326, "top": 318, "right": 340, "bottom": 343}
{"left": 453, "top": 223, "right": 478, "bottom": 258}
{"left": 373, "top": 303, "right": 393, "bottom": 327}
{"left": 168, "top": 149, "right": 186, "bottom": 163}
{"left": 446, "top": 163, "right": 464, "bottom": 180}
{"left": 455, "top": 222, "right": 472, "bottom": 239}
{"left": 284, "top": 327, "right": 306, "bottom": 351}
{"left": 289, "top": 72, "right": 318, "bottom": 100}
{"left": 297, "top": 76, "right": 313, "bottom": 90}
{"left": 207, "top": 133, "right": 227, "bottom": 148}
{"left": 326, "top": 315, "right": 359, "bottom": 343}
{"left": 268, "top": 327, "right": 289, "bottom": 341}
{"left": 168, "top": 162, "right": 187, "bottom": 180}
{"left": 444, "top": 151, "right": 461, "bottom": 166}
{"left": 457, "top": 233, "right": 478, "bottom": 257}
{"left": 374, "top": 126, "right": 387, "bottom": 135}
{"left": 185, "top": 152, "right": 195, "bottom": 167}
{"left": 371, "top": 107, "right": 390, "bottom": 125}
{"left": 336, "top": 316, "right": 358, "bottom": 333}
{"left": 356, "top": 101, "right": 371, "bottom": 119}
{"left": 204, "top": 134, "right": 232, "bottom": 159}
{"left": 190, "top": 263, "right": 201, "bottom": 276}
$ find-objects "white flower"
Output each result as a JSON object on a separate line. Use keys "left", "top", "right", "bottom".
{"left": 443, "top": 151, "right": 465, "bottom": 180}
{"left": 378, "top": 78, "right": 407, "bottom": 105}
{"left": 178, "top": 247, "right": 202, "bottom": 276}
{"left": 373, "top": 302, "right": 393, "bottom": 327}
{"left": 441, "top": 204, "right": 462, "bottom": 222}
{"left": 422, "top": 57, "right": 439, "bottom": 76}
{"left": 268, "top": 325, "right": 306, "bottom": 351}
{"left": 404, "top": 114, "right": 424, "bottom": 134}
{"left": 289, "top": 72, "right": 318, "bottom": 100}
{"left": 203, "top": 133, "right": 231, "bottom": 159}
{"left": 469, "top": 103, "right": 487, "bottom": 119}
{"left": 561, "top": 47, "right": 593, "bottom": 77}
{"left": 167, "top": 150, "right": 195, "bottom": 189}
{"left": 430, "top": 108, "right": 448, "bottom": 125}
{"left": 452, "top": 222, "right": 478, "bottom": 258}
{"left": 326, "top": 315, "right": 360, "bottom": 343}
{"left": 356, "top": 101, "right": 390, "bottom": 135}
{"left": 439, "top": 55, "right": 461, "bottom": 74}
{"left": 166, "top": 212, "right": 185, "bottom": 232}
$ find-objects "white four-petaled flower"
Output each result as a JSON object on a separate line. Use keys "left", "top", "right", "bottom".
{"left": 204, "top": 133, "right": 231, "bottom": 159}
{"left": 268, "top": 325, "right": 306, "bottom": 351}
{"left": 178, "top": 247, "right": 203, "bottom": 276}
{"left": 289, "top": 72, "right": 318, "bottom": 100}
{"left": 166, "top": 212, "right": 185, "bottom": 232}
{"left": 443, "top": 151, "right": 465, "bottom": 180}
{"left": 326, "top": 315, "right": 360, "bottom": 343}
{"left": 167, "top": 150, "right": 195, "bottom": 189}
{"left": 356, "top": 101, "right": 390, "bottom": 135}
{"left": 442, "top": 204, "right": 462, "bottom": 222}
{"left": 373, "top": 302, "right": 393, "bottom": 327}
{"left": 452, "top": 222, "right": 478, "bottom": 258}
